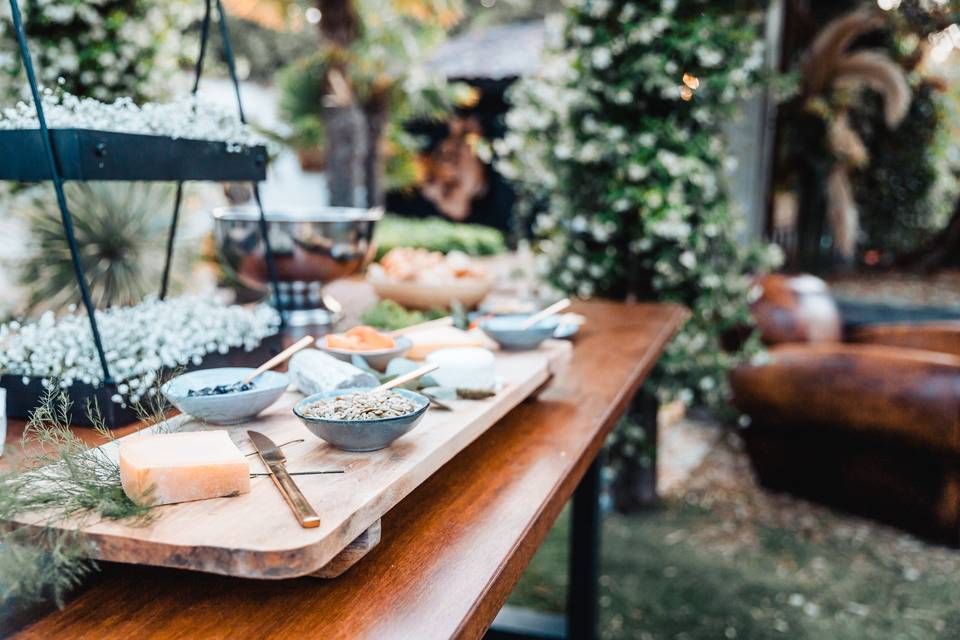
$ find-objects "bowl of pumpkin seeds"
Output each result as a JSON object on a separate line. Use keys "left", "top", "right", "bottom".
{"left": 293, "top": 387, "right": 430, "bottom": 451}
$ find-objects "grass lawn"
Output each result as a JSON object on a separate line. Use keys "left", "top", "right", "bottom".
{"left": 508, "top": 435, "right": 960, "bottom": 639}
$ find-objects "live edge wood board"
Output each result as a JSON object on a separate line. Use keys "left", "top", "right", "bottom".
{"left": 13, "top": 341, "right": 572, "bottom": 580}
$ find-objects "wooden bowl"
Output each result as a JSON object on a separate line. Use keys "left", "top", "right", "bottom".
{"left": 366, "top": 271, "right": 494, "bottom": 310}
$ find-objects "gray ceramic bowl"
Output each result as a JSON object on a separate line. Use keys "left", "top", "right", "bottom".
{"left": 161, "top": 368, "right": 289, "bottom": 425}
{"left": 318, "top": 335, "right": 412, "bottom": 371}
{"left": 293, "top": 387, "right": 429, "bottom": 452}
{"left": 480, "top": 315, "right": 561, "bottom": 350}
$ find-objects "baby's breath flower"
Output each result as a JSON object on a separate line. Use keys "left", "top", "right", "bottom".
{"left": 0, "top": 297, "right": 280, "bottom": 406}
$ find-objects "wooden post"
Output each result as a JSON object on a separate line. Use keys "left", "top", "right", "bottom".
{"left": 316, "top": 0, "right": 375, "bottom": 207}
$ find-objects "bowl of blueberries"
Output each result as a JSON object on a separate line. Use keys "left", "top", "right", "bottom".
{"left": 161, "top": 367, "right": 289, "bottom": 425}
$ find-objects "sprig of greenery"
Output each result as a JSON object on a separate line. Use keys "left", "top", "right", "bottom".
{"left": 0, "top": 388, "right": 160, "bottom": 609}
{"left": 360, "top": 299, "right": 447, "bottom": 330}
{"left": 0, "top": 529, "right": 91, "bottom": 608}
{"left": 1, "top": 391, "right": 152, "bottom": 524}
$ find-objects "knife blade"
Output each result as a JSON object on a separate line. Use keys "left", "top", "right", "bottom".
{"left": 248, "top": 430, "right": 321, "bottom": 528}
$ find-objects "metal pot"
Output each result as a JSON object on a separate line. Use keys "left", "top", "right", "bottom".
{"left": 212, "top": 206, "right": 382, "bottom": 326}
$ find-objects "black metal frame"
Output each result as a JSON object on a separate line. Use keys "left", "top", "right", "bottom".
{"left": 5, "top": 0, "right": 286, "bottom": 391}
{"left": 0, "top": 129, "right": 267, "bottom": 181}
{"left": 486, "top": 457, "right": 606, "bottom": 640}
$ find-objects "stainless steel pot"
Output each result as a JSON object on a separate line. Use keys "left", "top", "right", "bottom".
{"left": 212, "top": 206, "right": 382, "bottom": 326}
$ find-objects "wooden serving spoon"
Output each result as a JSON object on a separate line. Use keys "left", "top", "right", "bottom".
{"left": 242, "top": 335, "right": 316, "bottom": 385}
{"left": 377, "top": 362, "right": 440, "bottom": 391}
{"left": 520, "top": 298, "right": 572, "bottom": 330}
{"left": 389, "top": 316, "right": 454, "bottom": 337}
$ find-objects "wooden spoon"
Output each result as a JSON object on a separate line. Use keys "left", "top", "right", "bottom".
{"left": 243, "top": 335, "right": 315, "bottom": 384}
{"left": 389, "top": 316, "right": 453, "bottom": 337}
{"left": 520, "top": 298, "right": 572, "bottom": 330}
{"left": 377, "top": 363, "right": 440, "bottom": 391}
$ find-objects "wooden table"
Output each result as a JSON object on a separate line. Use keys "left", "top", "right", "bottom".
{"left": 7, "top": 300, "right": 686, "bottom": 640}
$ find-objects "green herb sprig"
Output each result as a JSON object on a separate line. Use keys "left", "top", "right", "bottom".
{"left": 0, "top": 387, "right": 163, "bottom": 609}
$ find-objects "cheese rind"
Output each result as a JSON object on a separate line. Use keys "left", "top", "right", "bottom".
{"left": 119, "top": 430, "right": 250, "bottom": 507}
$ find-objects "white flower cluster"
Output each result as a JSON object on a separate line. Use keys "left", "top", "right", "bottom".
{"left": 0, "top": 297, "right": 281, "bottom": 406}
{"left": 0, "top": 0, "right": 199, "bottom": 102}
{"left": 0, "top": 90, "right": 268, "bottom": 151}
{"left": 498, "top": 0, "right": 783, "bottom": 420}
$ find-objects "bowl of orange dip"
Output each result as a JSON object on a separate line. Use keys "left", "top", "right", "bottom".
{"left": 319, "top": 326, "right": 411, "bottom": 371}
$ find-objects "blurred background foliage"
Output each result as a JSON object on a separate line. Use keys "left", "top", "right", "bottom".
{"left": 14, "top": 183, "right": 198, "bottom": 312}
{"left": 0, "top": 0, "right": 199, "bottom": 101}
{"left": 276, "top": 41, "right": 477, "bottom": 190}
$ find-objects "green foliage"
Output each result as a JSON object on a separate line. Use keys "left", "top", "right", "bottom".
{"left": 373, "top": 214, "right": 506, "bottom": 259}
{"left": 498, "top": 0, "right": 780, "bottom": 407}
{"left": 853, "top": 82, "right": 943, "bottom": 255}
{"left": 778, "top": 2, "right": 959, "bottom": 266}
{"left": 277, "top": 53, "right": 329, "bottom": 150}
{"left": 0, "top": 0, "right": 199, "bottom": 101}
{"left": 0, "top": 393, "right": 153, "bottom": 522}
{"left": 15, "top": 182, "right": 195, "bottom": 312}
{"left": 360, "top": 299, "right": 446, "bottom": 330}
{"left": 276, "top": 0, "right": 477, "bottom": 189}
{"left": 0, "top": 390, "right": 157, "bottom": 609}
{"left": 0, "top": 529, "right": 91, "bottom": 609}
{"left": 510, "top": 501, "right": 960, "bottom": 638}
{"left": 222, "top": 15, "right": 318, "bottom": 84}
{"left": 497, "top": 0, "right": 781, "bottom": 481}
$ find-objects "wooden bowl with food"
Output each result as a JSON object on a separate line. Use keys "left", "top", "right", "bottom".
{"left": 366, "top": 248, "right": 494, "bottom": 310}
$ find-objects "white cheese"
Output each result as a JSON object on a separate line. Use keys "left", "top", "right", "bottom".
{"left": 426, "top": 348, "right": 497, "bottom": 391}
{"left": 289, "top": 348, "right": 379, "bottom": 396}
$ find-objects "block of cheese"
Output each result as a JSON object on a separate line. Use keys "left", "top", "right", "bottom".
{"left": 426, "top": 347, "right": 497, "bottom": 391}
{"left": 119, "top": 430, "right": 250, "bottom": 507}
{"left": 288, "top": 348, "right": 378, "bottom": 396}
{"left": 405, "top": 327, "right": 497, "bottom": 360}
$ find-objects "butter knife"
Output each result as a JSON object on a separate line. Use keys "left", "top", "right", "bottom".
{"left": 248, "top": 430, "right": 321, "bottom": 528}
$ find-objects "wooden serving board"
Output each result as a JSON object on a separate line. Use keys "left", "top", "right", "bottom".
{"left": 14, "top": 341, "right": 572, "bottom": 580}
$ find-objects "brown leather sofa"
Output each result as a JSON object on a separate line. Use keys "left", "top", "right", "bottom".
{"left": 731, "top": 274, "right": 960, "bottom": 543}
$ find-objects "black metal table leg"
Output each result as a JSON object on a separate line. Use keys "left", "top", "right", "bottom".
{"left": 567, "top": 456, "right": 602, "bottom": 640}
{"left": 487, "top": 455, "right": 603, "bottom": 640}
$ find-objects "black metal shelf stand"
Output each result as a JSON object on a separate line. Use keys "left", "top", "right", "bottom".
{"left": 5, "top": 0, "right": 285, "bottom": 393}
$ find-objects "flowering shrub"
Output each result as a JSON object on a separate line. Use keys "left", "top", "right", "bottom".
{"left": 497, "top": 0, "right": 782, "bottom": 413}
{"left": 0, "top": 0, "right": 199, "bottom": 101}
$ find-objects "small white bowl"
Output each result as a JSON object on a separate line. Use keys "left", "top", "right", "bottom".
{"left": 161, "top": 368, "right": 289, "bottom": 425}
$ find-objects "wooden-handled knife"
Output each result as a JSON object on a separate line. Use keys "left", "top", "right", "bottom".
{"left": 248, "top": 430, "right": 321, "bottom": 528}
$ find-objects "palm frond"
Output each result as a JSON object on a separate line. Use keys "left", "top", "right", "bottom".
{"left": 833, "top": 51, "right": 912, "bottom": 128}
{"left": 827, "top": 164, "right": 859, "bottom": 258}
{"left": 828, "top": 111, "right": 868, "bottom": 167}
{"left": 805, "top": 9, "right": 886, "bottom": 94}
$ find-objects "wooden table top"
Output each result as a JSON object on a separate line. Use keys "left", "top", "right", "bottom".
{"left": 9, "top": 299, "right": 687, "bottom": 640}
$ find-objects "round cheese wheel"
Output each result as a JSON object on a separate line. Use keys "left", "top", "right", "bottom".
{"left": 426, "top": 348, "right": 496, "bottom": 392}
